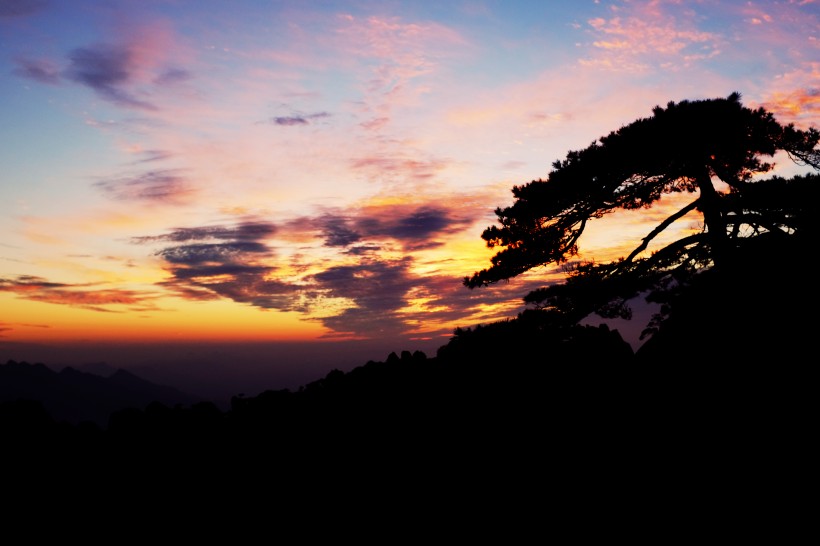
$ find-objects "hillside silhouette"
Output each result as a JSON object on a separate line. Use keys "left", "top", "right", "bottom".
{"left": 3, "top": 246, "right": 812, "bottom": 452}
{"left": 2, "top": 254, "right": 813, "bottom": 521}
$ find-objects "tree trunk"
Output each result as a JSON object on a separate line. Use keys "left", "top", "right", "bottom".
{"left": 697, "top": 170, "right": 729, "bottom": 267}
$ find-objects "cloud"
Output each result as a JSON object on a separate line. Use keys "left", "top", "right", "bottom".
{"left": 94, "top": 169, "right": 193, "bottom": 203}
{"left": 157, "top": 253, "right": 300, "bottom": 310}
{"left": 334, "top": 15, "right": 465, "bottom": 84}
{"left": 137, "top": 216, "right": 477, "bottom": 336}
{"left": 333, "top": 14, "right": 468, "bottom": 130}
{"left": 132, "top": 202, "right": 528, "bottom": 338}
{"left": 142, "top": 221, "right": 300, "bottom": 310}
{"left": 0, "top": 275, "right": 158, "bottom": 312}
{"left": 153, "top": 67, "right": 191, "bottom": 85}
{"left": 0, "top": 0, "right": 47, "bottom": 18}
{"left": 319, "top": 215, "right": 361, "bottom": 246}
{"left": 305, "top": 257, "right": 559, "bottom": 339}
{"left": 344, "top": 244, "right": 382, "bottom": 255}
{"left": 133, "top": 149, "right": 174, "bottom": 163}
{"left": 65, "top": 44, "right": 157, "bottom": 110}
{"left": 350, "top": 154, "right": 450, "bottom": 181}
{"left": 760, "top": 87, "right": 820, "bottom": 126}
{"left": 268, "top": 112, "right": 331, "bottom": 126}
{"left": 43, "top": 22, "right": 191, "bottom": 110}
{"left": 581, "top": 4, "right": 721, "bottom": 71}
{"left": 13, "top": 57, "right": 60, "bottom": 84}
{"left": 132, "top": 221, "right": 277, "bottom": 244}
{"left": 317, "top": 204, "right": 473, "bottom": 250}
{"left": 360, "top": 116, "right": 389, "bottom": 131}
{"left": 370, "top": 206, "right": 460, "bottom": 240}
{"left": 157, "top": 242, "right": 270, "bottom": 266}
{"left": 764, "top": 88, "right": 820, "bottom": 117}
{"left": 308, "top": 258, "right": 419, "bottom": 336}
{"left": 756, "top": 63, "right": 820, "bottom": 128}
{"left": 285, "top": 201, "right": 476, "bottom": 252}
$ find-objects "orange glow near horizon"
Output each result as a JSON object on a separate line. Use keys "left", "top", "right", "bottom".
{"left": 0, "top": 296, "right": 327, "bottom": 343}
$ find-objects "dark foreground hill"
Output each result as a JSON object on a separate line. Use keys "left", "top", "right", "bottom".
{"left": 1, "top": 248, "right": 814, "bottom": 526}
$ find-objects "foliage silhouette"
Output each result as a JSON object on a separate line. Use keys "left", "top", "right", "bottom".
{"left": 465, "top": 93, "right": 819, "bottom": 335}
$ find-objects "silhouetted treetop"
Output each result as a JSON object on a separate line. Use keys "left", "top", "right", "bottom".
{"left": 465, "top": 93, "right": 819, "bottom": 291}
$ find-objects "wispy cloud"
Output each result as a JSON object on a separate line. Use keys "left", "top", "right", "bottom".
{"left": 307, "top": 257, "right": 418, "bottom": 337}
{"left": 334, "top": 13, "right": 468, "bottom": 130}
{"left": 581, "top": 4, "right": 721, "bottom": 71}
{"left": 295, "top": 202, "right": 474, "bottom": 252}
{"left": 0, "top": 275, "right": 159, "bottom": 312}
{"left": 350, "top": 154, "right": 450, "bottom": 182}
{"left": 153, "top": 67, "right": 191, "bottom": 85}
{"left": 132, "top": 221, "right": 277, "bottom": 244}
{"left": 267, "top": 112, "right": 331, "bottom": 126}
{"left": 140, "top": 220, "right": 299, "bottom": 310}
{"left": 157, "top": 244, "right": 300, "bottom": 310}
{"left": 94, "top": 169, "right": 193, "bottom": 203}
{"left": 13, "top": 57, "right": 60, "bottom": 84}
{"left": 132, "top": 149, "right": 174, "bottom": 163}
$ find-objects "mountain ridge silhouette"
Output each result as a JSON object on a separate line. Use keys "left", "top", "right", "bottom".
{"left": 0, "top": 360, "right": 202, "bottom": 426}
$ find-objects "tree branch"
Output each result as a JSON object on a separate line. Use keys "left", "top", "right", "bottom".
{"left": 623, "top": 199, "right": 701, "bottom": 264}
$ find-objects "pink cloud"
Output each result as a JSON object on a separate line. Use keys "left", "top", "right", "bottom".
{"left": 754, "top": 62, "right": 820, "bottom": 128}
{"left": 350, "top": 154, "right": 450, "bottom": 181}
{"left": 332, "top": 14, "right": 469, "bottom": 115}
{"left": 581, "top": 4, "right": 721, "bottom": 72}
{"left": 334, "top": 14, "right": 466, "bottom": 60}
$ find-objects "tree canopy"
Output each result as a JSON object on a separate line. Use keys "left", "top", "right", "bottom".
{"left": 465, "top": 93, "right": 819, "bottom": 329}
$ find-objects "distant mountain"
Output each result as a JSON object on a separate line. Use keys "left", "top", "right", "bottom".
{"left": 72, "top": 361, "right": 119, "bottom": 377}
{"left": 0, "top": 360, "right": 202, "bottom": 426}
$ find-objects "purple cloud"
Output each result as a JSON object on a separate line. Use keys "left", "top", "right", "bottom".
{"left": 132, "top": 207, "right": 525, "bottom": 338}
{"left": 309, "top": 258, "right": 419, "bottom": 336}
{"left": 318, "top": 205, "right": 472, "bottom": 250}
{"left": 65, "top": 44, "right": 156, "bottom": 110}
{"left": 269, "top": 112, "right": 331, "bottom": 126}
{"left": 153, "top": 67, "right": 191, "bottom": 85}
{"left": 13, "top": 57, "right": 60, "bottom": 84}
{"left": 95, "top": 170, "right": 192, "bottom": 203}
{"left": 132, "top": 221, "right": 277, "bottom": 244}
{"left": 319, "top": 214, "right": 361, "bottom": 247}
{"left": 133, "top": 150, "right": 174, "bottom": 163}
{"left": 157, "top": 242, "right": 270, "bottom": 265}
{"left": 141, "top": 221, "right": 300, "bottom": 310}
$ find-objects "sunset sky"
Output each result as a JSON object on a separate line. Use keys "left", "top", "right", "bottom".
{"left": 2, "top": 0, "right": 818, "bottom": 396}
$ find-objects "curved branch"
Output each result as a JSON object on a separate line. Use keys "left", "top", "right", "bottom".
{"left": 623, "top": 199, "right": 701, "bottom": 264}
{"left": 627, "top": 233, "right": 707, "bottom": 278}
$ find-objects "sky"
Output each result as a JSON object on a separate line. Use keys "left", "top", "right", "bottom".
{"left": 1, "top": 0, "right": 818, "bottom": 399}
